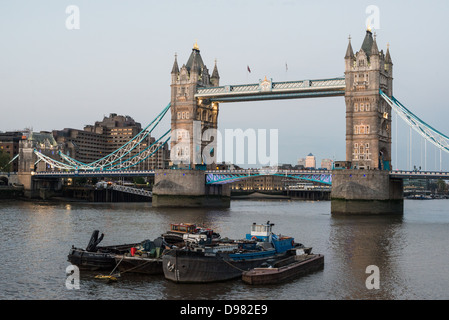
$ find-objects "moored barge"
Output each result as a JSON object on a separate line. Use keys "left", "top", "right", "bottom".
{"left": 114, "top": 237, "right": 166, "bottom": 275}
{"left": 162, "top": 221, "right": 307, "bottom": 283}
{"left": 68, "top": 230, "right": 141, "bottom": 271}
{"left": 241, "top": 253, "right": 324, "bottom": 285}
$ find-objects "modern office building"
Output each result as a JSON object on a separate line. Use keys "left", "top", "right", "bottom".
{"left": 305, "top": 153, "right": 316, "bottom": 169}
{"left": 321, "top": 158, "right": 333, "bottom": 170}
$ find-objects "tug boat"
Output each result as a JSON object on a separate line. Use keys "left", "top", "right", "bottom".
{"left": 162, "top": 221, "right": 307, "bottom": 283}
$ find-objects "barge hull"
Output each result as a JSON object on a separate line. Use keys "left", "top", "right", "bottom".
{"left": 242, "top": 254, "right": 324, "bottom": 285}
{"left": 115, "top": 256, "right": 163, "bottom": 275}
{"left": 162, "top": 250, "right": 291, "bottom": 283}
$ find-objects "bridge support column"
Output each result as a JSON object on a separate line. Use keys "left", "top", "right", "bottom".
{"left": 331, "top": 169, "right": 403, "bottom": 215}
{"left": 152, "top": 169, "right": 230, "bottom": 208}
{"left": 17, "top": 140, "right": 39, "bottom": 198}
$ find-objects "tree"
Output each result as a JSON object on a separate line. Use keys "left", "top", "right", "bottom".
{"left": 0, "top": 150, "right": 11, "bottom": 172}
{"left": 133, "top": 177, "right": 146, "bottom": 185}
{"left": 436, "top": 179, "right": 448, "bottom": 194}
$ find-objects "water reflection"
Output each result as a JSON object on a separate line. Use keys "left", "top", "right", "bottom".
{"left": 1, "top": 199, "right": 448, "bottom": 300}
{"left": 329, "top": 214, "right": 406, "bottom": 299}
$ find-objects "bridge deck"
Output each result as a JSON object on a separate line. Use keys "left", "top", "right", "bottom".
{"left": 195, "top": 77, "right": 346, "bottom": 103}
{"left": 26, "top": 169, "right": 449, "bottom": 180}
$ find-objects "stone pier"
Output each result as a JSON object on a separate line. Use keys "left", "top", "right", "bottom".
{"left": 331, "top": 169, "right": 403, "bottom": 215}
{"left": 152, "top": 169, "right": 230, "bottom": 208}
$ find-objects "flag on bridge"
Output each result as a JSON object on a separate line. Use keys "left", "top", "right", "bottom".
{"left": 247, "top": 65, "right": 251, "bottom": 73}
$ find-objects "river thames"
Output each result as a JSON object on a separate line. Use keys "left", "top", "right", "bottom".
{"left": 0, "top": 198, "right": 448, "bottom": 300}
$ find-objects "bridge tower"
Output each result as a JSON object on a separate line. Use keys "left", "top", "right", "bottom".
{"left": 331, "top": 29, "right": 402, "bottom": 214}
{"left": 152, "top": 43, "right": 230, "bottom": 207}
{"left": 169, "top": 42, "right": 220, "bottom": 168}
{"left": 344, "top": 28, "right": 393, "bottom": 170}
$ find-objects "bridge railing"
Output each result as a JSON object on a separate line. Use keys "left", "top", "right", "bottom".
{"left": 111, "top": 184, "right": 152, "bottom": 197}
{"left": 32, "top": 170, "right": 156, "bottom": 177}
{"left": 0, "top": 172, "right": 18, "bottom": 175}
{"left": 390, "top": 170, "right": 449, "bottom": 178}
{"left": 196, "top": 78, "right": 346, "bottom": 97}
{"left": 205, "top": 169, "right": 331, "bottom": 174}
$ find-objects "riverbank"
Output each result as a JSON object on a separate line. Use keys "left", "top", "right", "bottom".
{"left": 0, "top": 186, "right": 24, "bottom": 199}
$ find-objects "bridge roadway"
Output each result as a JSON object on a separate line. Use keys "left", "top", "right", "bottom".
{"left": 27, "top": 169, "right": 449, "bottom": 184}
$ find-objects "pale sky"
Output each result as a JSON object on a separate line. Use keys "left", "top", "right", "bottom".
{"left": 1, "top": 0, "right": 448, "bottom": 170}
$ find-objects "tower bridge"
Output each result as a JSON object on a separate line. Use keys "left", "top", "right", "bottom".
{"left": 12, "top": 29, "right": 449, "bottom": 213}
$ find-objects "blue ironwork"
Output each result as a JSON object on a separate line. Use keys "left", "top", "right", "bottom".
{"left": 33, "top": 103, "right": 171, "bottom": 172}
{"left": 59, "top": 102, "right": 171, "bottom": 170}
{"left": 380, "top": 90, "right": 449, "bottom": 154}
{"left": 205, "top": 170, "right": 332, "bottom": 185}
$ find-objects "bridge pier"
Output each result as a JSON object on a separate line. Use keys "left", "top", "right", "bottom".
{"left": 331, "top": 169, "right": 403, "bottom": 215}
{"left": 152, "top": 169, "right": 230, "bottom": 208}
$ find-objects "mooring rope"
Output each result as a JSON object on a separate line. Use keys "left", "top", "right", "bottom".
{"left": 222, "top": 258, "right": 246, "bottom": 272}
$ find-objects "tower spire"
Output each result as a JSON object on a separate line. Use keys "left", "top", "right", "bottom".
{"left": 193, "top": 40, "right": 199, "bottom": 51}
{"left": 361, "top": 29, "right": 374, "bottom": 56}
{"left": 171, "top": 52, "right": 179, "bottom": 74}
{"left": 211, "top": 58, "right": 220, "bottom": 86}
{"left": 385, "top": 43, "right": 392, "bottom": 64}
{"left": 370, "top": 32, "right": 379, "bottom": 55}
{"left": 345, "top": 35, "right": 354, "bottom": 59}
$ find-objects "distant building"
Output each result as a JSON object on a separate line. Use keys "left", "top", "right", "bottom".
{"left": 321, "top": 159, "right": 333, "bottom": 170}
{"left": 0, "top": 131, "right": 26, "bottom": 172}
{"left": 231, "top": 175, "right": 285, "bottom": 192}
{"left": 305, "top": 153, "right": 316, "bottom": 169}
{"left": 297, "top": 158, "right": 305, "bottom": 167}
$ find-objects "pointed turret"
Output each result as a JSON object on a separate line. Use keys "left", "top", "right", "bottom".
{"left": 360, "top": 29, "right": 374, "bottom": 56}
{"left": 370, "top": 33, "right": 379, "bottom": 56}
{"left": 385, "top": 44, "right": 392, "bottom": 64}
{"left": 186, "top": 41, "right": 204, "bottom": 75}
{"left": 345, "top": 36, "right": 354, "bottom": 59}
{"left": 211, "top": 59, "right": 220, "bottom": 86}
{"left": 384, "top": 43, "right": 393, "bottom": 74}
{"left": 171, "top": 53, "right": 179, "bottom": 74}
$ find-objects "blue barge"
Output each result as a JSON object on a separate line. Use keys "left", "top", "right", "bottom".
{"left": 162, "top": 221, "right": 308, "bottom": 283}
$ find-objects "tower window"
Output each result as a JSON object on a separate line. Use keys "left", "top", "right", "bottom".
{"left": 354, "top": 103, "right": 358, "bottom": 112}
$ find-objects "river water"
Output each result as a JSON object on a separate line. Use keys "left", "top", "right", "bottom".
{"left": 0, "top": 198, "right": 448, "bottom": 300}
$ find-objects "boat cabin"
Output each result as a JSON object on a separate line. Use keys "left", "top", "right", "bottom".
{"left": 246, "top": 221, "right": 274, "bottom": 242}
{"left": 169, "top": 223, "right": 197, "bottom": 234}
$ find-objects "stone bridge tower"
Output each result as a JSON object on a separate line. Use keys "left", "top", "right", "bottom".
{"left": 332, "top": 29, "right": 402, "bottom": 215}
{"left": 344, "top": 29, "right": 393, "bottom": 170}
{"left": 170, "top": 42, "right": 220, "bottom": 168}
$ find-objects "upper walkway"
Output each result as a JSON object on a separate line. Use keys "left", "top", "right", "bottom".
{"left": 195, "top": 77, "right": 346, "bottom": 103}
